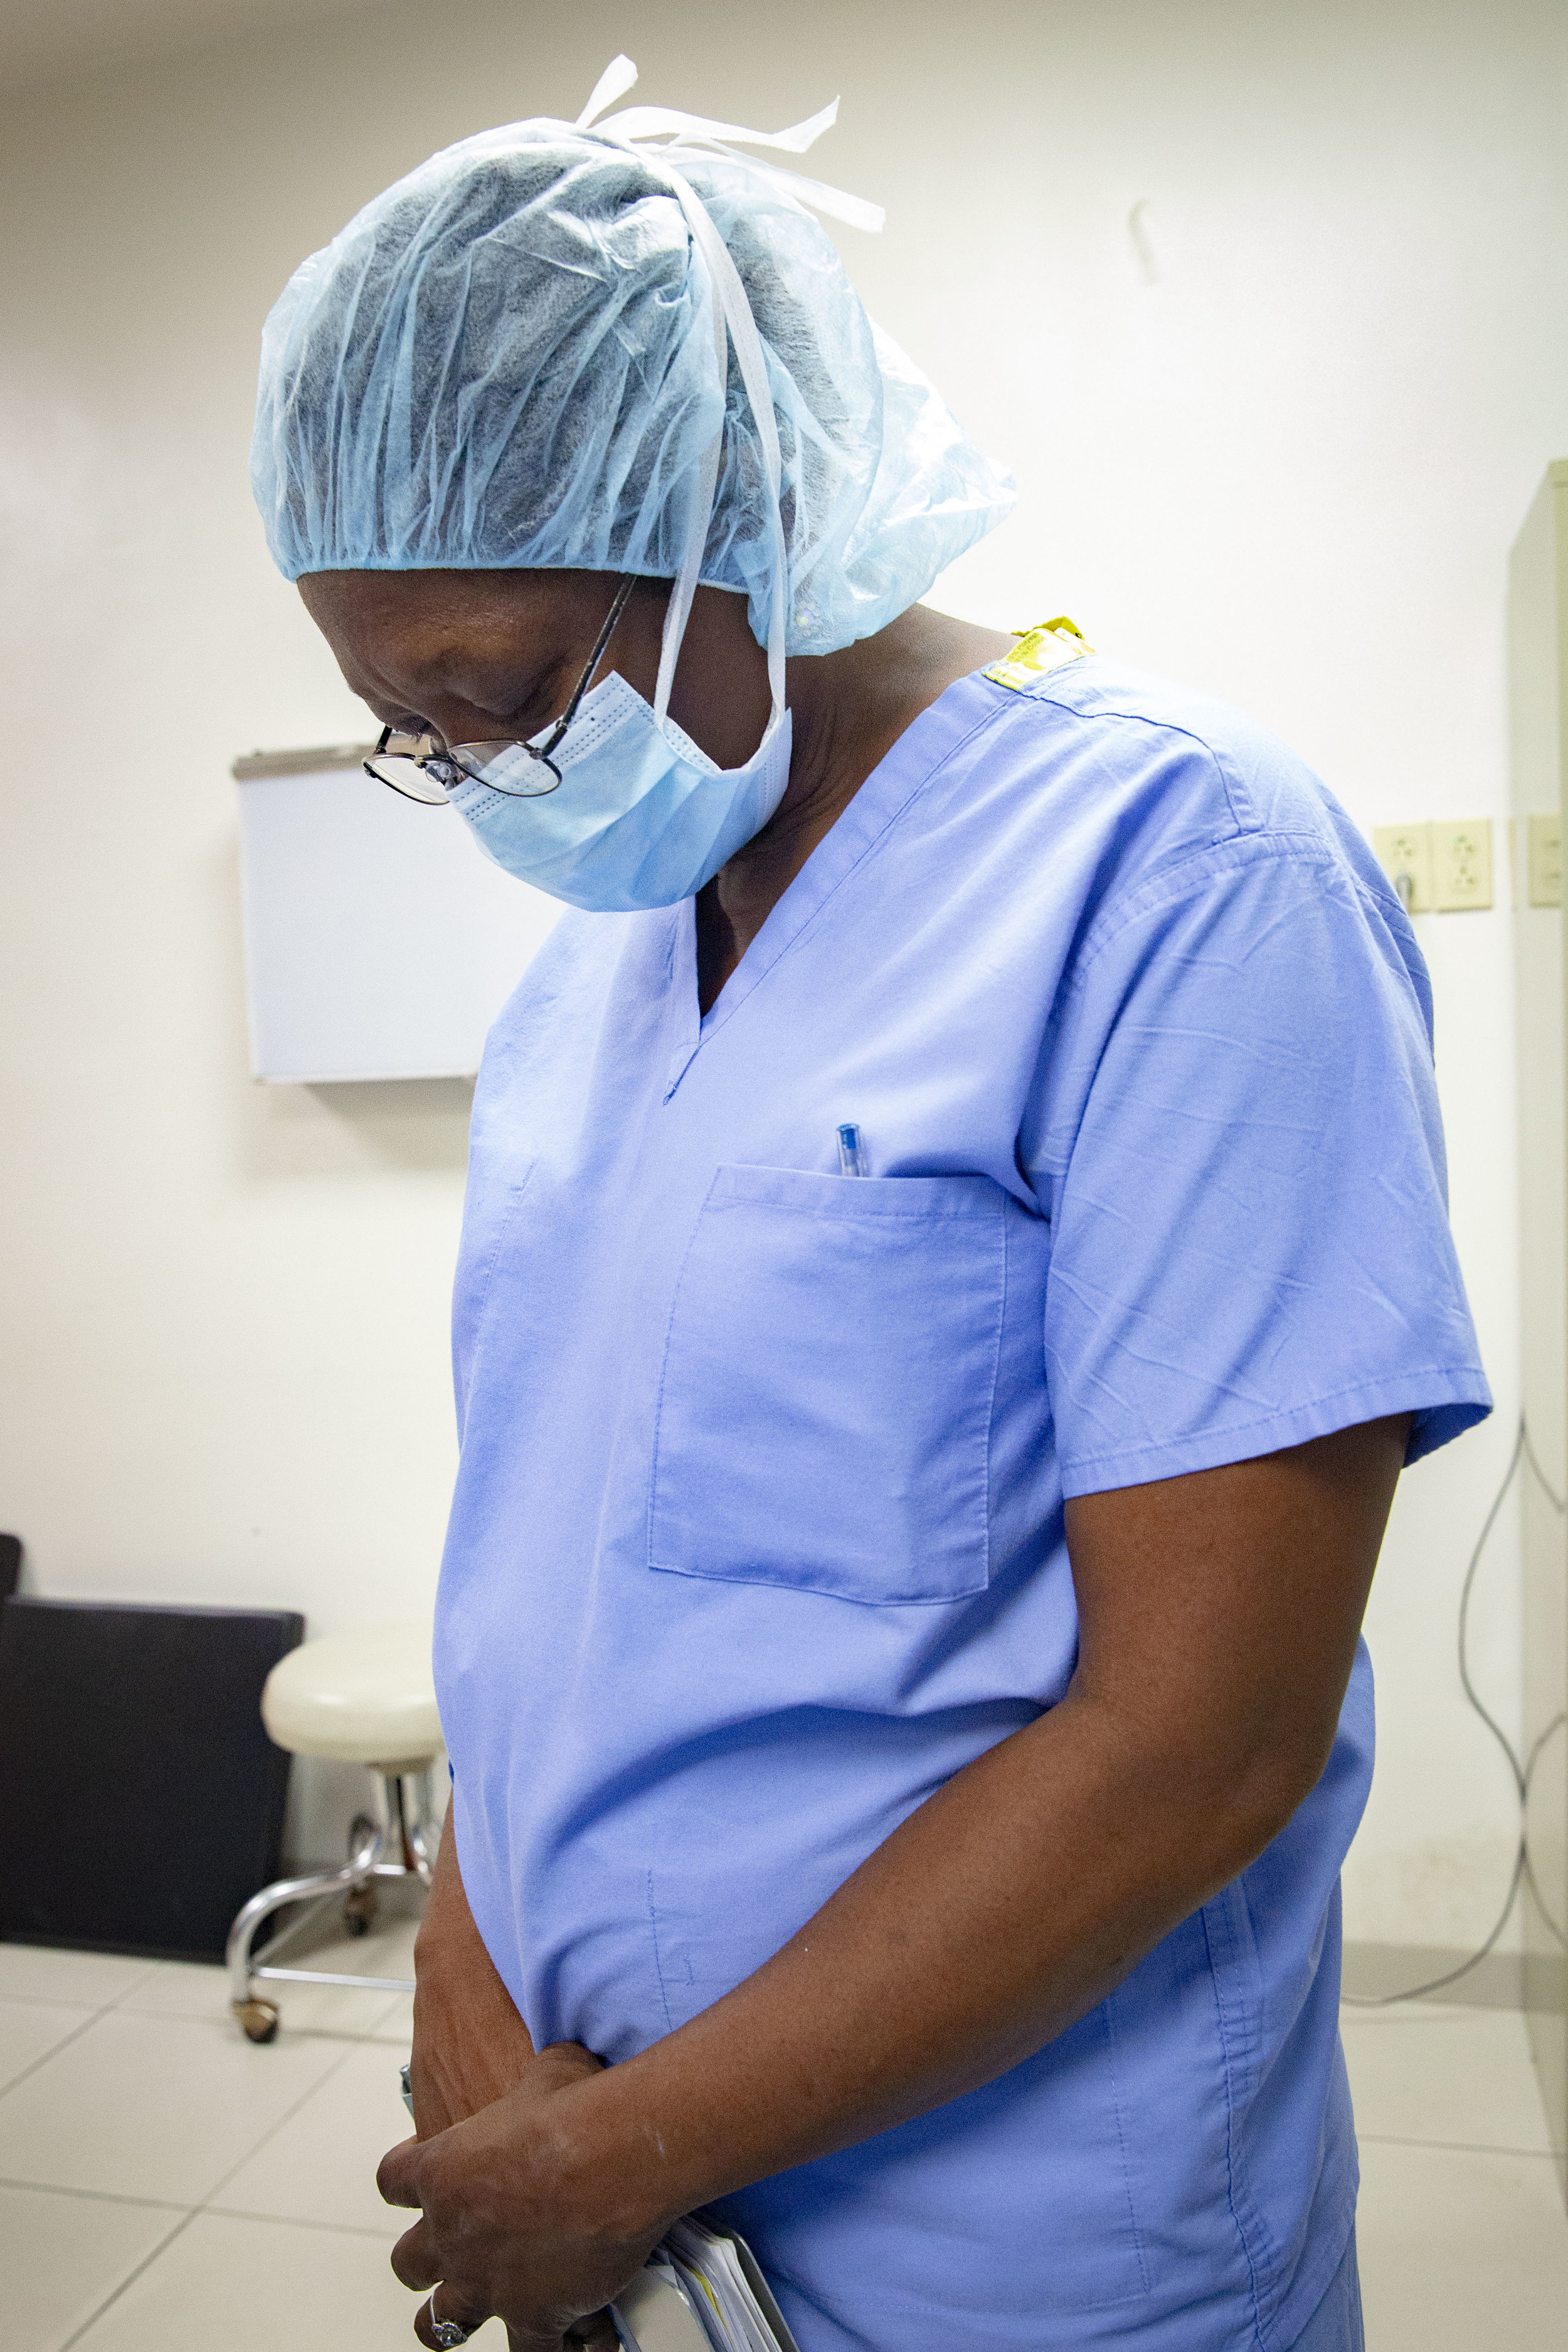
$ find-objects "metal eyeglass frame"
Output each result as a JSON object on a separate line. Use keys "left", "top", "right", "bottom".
{"left": 363, "top": 576, "right": 637, "bottom": 805}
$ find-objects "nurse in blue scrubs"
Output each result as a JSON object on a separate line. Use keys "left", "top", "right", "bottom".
{"left": 253, "top": 65, "right": 1490, "bottom": 2352}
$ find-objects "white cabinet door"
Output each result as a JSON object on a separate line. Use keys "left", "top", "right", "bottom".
{"left": 1510, "top": 460, "right": 1568, "bottom": 2197}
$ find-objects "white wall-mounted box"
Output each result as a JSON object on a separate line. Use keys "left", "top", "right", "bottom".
{"left": 235, "top": 745, "right": 563, "bottom": 1084}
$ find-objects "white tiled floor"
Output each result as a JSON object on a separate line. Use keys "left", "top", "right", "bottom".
{"left": 1342, "top": 2000, "right": 1568, "bottom": 2345}
{"left": 0, "top": 1928, "right": 1563, "bottom": 2349}
{"left": 0, "top": 1912, "right": 510, "bottom": 2352}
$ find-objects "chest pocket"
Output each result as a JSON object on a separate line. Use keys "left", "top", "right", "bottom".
{"left": 649, "top": 1165, "right": 1007, "bottom": 1605}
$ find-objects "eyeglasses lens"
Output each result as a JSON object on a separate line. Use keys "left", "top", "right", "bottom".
{"left": 364, "top": 753, "right": 455, "bottom": 805}
{"left": 448, "top": 741, "right": 561, "bottom": 798}
{"left": 364, "top": 728, "right": 563, "bottom": 804}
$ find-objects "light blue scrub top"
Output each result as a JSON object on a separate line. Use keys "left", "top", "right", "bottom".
{"left": 437, "top": 656, "right": 1490, "bottom": 2352}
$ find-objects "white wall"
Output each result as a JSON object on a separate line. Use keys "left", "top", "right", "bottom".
{"left": 1, "top": 0, "right": 1564, "bottom": 1912}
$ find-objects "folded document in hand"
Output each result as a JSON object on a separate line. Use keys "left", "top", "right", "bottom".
{"left": 613, "top": 2218, "right": 800, "bottom": 2352}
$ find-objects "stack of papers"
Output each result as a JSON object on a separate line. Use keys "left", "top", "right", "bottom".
{"left": 613, "top": 2218, "right": 799, "bottom": 2352}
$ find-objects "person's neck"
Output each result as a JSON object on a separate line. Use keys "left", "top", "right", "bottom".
{"left": 694, "top": 603, "right": 1012, "bottom": 1012}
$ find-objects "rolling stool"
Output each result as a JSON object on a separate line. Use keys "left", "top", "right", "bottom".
{"left": 226, "top": 1623, "right": 443, "bottom": 2042}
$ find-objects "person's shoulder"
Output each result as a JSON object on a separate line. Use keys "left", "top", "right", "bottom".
{"left": 990, "top": 655, "right": 1322, "bottom": 840}
{"left": 971, "top": 653, "right": 1395, "bottom": 914}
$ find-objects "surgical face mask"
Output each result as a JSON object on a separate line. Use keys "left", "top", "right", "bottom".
{"left": 443, "top": 650, "right": 793, "bottom": 916}
{"left": 437, "top": 95, "right": 797, "bottom": 916}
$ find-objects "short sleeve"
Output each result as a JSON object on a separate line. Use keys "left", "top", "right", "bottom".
{"left": 1031, "top": 837, "right": 1491, "bottom": 1496}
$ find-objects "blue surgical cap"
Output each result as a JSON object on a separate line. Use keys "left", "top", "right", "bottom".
{"left": 250, "top": 96, "right": 1014, "bottom": 657}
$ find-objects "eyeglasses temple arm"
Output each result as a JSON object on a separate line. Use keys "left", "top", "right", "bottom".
{"left": 536, "top": 576, "right": 638, "bottom": 761}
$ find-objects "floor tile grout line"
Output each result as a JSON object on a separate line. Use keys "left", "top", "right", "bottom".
{"left": 0, "top": 2172, "right": 191, "bottom": 2213}
{"left": 0, "top": 1959, "right": 169, "bottom": 2028}
{"left": 200, "top": 2200, "right": 403, "bottom": 2240}
{"left": 99, "top": 1962, "right": 164, "bottom": 2012}
{"left": 48, "top": 2035, "right": 374, "bottom": 2349}
{"left": 0, "top": 1990, "right": 113, "bottom": 2013}
{"left": 109, "top": 2008, "right": 405, "bottom": 2045}
{"left": 0, "top": 1958, "right": 160, "bottom": 2003}
{"left": 1, "top": 2010, "right": 379, "bottom": 2220}
{"left": 56, "top": 2208, "right": 199, "bottom": 2352}
{"left": 0, "top": 2001, "right": 129, "bottom": 2106}
{"left": 55, "top": 2196, "right": 411, "bottom": 2349}
{"left": 1357, "top": 2131, "right": 1560, "bottom": 2158}
{"left": 112, "top": 1972, "right": 411, "bottom": 2037}
{"left": 0, "top": 1998, "right": 370, "bottom": 2120}
{"left": 187, "top": 2032, "right": 366, "bottom": 2212}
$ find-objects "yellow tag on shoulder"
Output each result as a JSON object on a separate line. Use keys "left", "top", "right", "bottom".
{"left": 983, "top": 616, "right": 1096, "bottom": 692}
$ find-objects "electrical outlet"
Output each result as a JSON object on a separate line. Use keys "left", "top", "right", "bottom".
{"left": 1372, "top": 824, "right": 1434, "bottom": 914}
{"left": 1528, "top": 813, "right": 1562, "bottom": 907}
{"left": 1431, "top": 818, "right": 1493, "bottom": 911}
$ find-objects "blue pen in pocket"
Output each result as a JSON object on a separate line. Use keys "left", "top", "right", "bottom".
{"left": 836, "top": 1123, "right": 868, "bottom": 1178}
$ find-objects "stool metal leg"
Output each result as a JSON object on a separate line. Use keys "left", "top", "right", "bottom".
{"left": 227, "top": 1814, "right": 385, "bottom": 2042}
{"left": 346, "top": 1771, "right": 442, "bottom": 1929}
{"left": 342, "top": 1809, "right": 383, "bottom": 1936}
{"left": 380, "top": 1769, "right": 440, "bottom": 1885}
{"left": 226, "top": 1771, "right": 442, "bottom": 2040}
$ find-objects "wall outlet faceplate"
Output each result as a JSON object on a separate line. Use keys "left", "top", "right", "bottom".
{"left": 1372, "top": 818, "right": 1493, "bottom": 913}
{"left": 1372, "top": 824, "right": 1434, "bottom": 913}
{"left": 1527, "top": 813, "right": 1562, "bottom": 907}
{"left": 1430, "top": 818, "right": 1493, "bottom": 911}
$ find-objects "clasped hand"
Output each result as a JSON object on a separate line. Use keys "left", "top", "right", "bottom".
{"left": 378, "top": 2041, "right": 664, "bottom": 2352}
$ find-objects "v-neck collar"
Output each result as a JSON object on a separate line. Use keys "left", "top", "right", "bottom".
{"left": 660, "top": 669, "right": 1008, "bottom": 1102}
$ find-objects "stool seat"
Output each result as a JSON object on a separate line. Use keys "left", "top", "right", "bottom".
{"left": 262, "top": 1624, "right": 442, "bottom": 1771}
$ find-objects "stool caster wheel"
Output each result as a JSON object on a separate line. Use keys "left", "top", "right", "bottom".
{"left": 235, "top": 1998, "right": 280, "bottom": 2044}
{"left": 343, "top": 1884, "right": 379, "bottom": 1937}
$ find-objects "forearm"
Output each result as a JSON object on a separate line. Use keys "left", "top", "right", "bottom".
{"left": 410, "top": 1820, "right": 538, "bottom": 2137}
{"left": 544, "top": 1683, "right": 1295, "bottom": 2237}
{"left": 540, "top": 1418, "right": 1404, "bottom": 2239}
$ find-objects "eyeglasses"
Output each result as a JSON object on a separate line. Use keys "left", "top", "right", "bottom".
{"left": 363, "top": 577, "right": 637, "bottom": 805}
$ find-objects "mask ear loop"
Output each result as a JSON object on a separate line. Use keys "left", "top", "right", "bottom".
{"left": 649, "top": 198, "right": 728, "bottom": 731}
{"left": 600, "top": 142, "right": 789, "bottom": 748}
{"left": 665, "top": 177, "right": 788, "bottom": 734}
